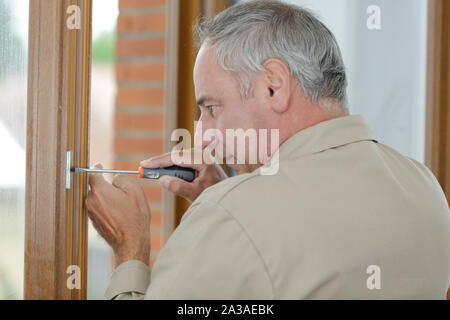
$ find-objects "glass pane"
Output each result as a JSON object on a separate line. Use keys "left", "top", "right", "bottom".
{"left": 0, "top": 0, "right": 28, "bottom": 299}
{"left": 87, "top": 0, "right": 118, "bottom": 299}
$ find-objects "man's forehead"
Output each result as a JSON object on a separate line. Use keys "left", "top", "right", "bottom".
{"left": 194, "top": 45, "right": 223, "bottom": 101}
{"left": 194, "top": 45, "right": 218, "bottom": 76}
{"left": 193, "top": 44, "right": 240, "bottom": 103}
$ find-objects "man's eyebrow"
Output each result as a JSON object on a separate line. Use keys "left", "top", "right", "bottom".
{"left": 196, "top": 96, "right": 215, "bottom": 107}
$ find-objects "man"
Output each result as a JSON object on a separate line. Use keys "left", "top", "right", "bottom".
{"left": 86, "top": 0, "right": 450, "bottom": 299}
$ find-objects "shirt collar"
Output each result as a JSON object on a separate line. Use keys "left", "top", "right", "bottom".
{"left": 276, "top": 114, "right": 377, "bottom": 161}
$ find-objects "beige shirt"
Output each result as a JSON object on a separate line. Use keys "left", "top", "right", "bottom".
{"left": 104, "top": 115, "right": 450, "bottom": 300}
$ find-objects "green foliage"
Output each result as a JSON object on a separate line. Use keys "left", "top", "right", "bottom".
{"left": 92, "top": 31, "right": 116, "bottom": 64}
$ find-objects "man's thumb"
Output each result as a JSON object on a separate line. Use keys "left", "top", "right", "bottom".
{"left": 93, "top": 163, "right": 103, "bottom": 170}
{"left": 159, "top": 176, "right": 172, "bottom": 190}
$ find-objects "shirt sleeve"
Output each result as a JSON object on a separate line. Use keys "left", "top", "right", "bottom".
{"left": 104, "top": 259, "right": 150, "bottom": 300}
{"left": 104, "top": 199, "right": 274, "bottom": 300}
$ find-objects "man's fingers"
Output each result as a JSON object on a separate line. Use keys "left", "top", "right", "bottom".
{"left": 140, "top": 150, "right": 205, "bottom": 171}
{"left": 140, "top": 153, "right": 171, "bottom": 168}
{"left": 112, "top": 174, "right": 134, "bottom": 191}
{"left": 160, "top": 176, "right": 195, "bottom": 199}
{"left": 88, "top": 163, "right": 108, "bottom": 188}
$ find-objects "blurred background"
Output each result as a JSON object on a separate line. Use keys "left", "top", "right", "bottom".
{"left": 0, "top": 0, "right": 445, "bottom": 299}
{"left": 87, "top": 0, "right": 118, "bottom": 300}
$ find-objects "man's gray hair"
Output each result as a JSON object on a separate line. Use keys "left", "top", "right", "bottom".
{"left": 194, "top": 0, "right": 348, "bottom": 109}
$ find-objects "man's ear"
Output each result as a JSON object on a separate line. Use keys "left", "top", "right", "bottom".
{"left": 262, "top": 58, "right": 291, "bottom": 114}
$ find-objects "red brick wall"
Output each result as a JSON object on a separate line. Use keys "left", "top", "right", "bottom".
{"left": 115, "top": 0, "right": 170, "bottom": 268}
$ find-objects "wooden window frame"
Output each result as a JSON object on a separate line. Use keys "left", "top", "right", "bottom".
{"left": 174, "top": 0, "right": 232, "bottom": 227}
{"left": 25, "top": 0, "right": 92, "bottom": 299}
{"left": 425, "top": 0, "right": 450, "bottom": 300}
{"left": 162, "top": 0, "right": 180, "bottom": 240}
{"left": 425, "top": 0, "right": 450, "bottom": 203}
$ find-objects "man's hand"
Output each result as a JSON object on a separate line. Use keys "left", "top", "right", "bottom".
{"left": 85, "top": 164, "right": 151, "bottom": 267}
{"left": 140, "top": 150, "right": 228, "bottom": 203}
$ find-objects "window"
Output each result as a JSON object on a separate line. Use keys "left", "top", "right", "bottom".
{"left": 0, "top": 0, "right": 28, "bottom": 299}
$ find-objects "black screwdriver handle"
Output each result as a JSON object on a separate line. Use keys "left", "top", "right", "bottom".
{"left": 139, "top": 165, "right": 198, "bottom": 182}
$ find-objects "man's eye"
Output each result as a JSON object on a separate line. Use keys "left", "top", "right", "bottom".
{"left": 206, "top": 105, "right": 218, "bottom": 117}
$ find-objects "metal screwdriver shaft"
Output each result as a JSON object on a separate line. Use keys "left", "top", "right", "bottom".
{"left": 71, "top": 168, "right": 139, "bottom": 174}
{"left": 71, "top": 165, "right": 198, "bottom": 182}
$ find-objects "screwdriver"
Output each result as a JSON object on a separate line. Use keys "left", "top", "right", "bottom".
{"left": 71, "top": 165, "right": 198, "bottom": 182}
